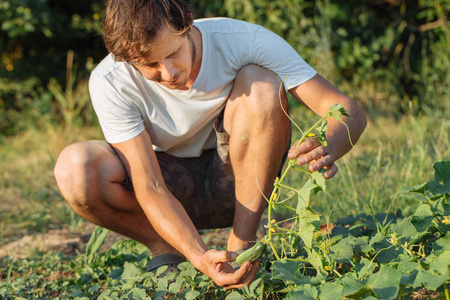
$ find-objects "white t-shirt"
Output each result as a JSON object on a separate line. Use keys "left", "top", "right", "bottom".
{"left": 89, "top": 18, "right": 317, "bottom": 157}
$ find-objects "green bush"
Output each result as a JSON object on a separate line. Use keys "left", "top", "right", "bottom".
{"left": 0, "top": 0, "right": 104, "bottom": 135}
{"left": 1, "top": 0, "right": 448, "bottom": 136}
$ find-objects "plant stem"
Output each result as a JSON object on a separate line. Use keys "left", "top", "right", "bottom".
{"left": 434, "top": 216, "right": 450, "bottom": 231}
{"left": 276, "top": 183, "right": 299, "bottom": 192}
{"left": 7, "top": 256, "right": 15, "bottom": 287}
{"left": 265, "top": 114, "right": 330, "bottom": 260}
{"left": 445, "top": 282, "right": 449, "bottom": 300}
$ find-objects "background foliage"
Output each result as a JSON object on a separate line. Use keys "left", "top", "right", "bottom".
{"left": 0, "top": 1, "right": 449, "bottom": 298}
{"left": 0, "top": 0, "right": 449, "bottom": 138}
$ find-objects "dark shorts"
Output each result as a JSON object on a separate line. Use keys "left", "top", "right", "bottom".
{"left": 93, "top": 116, "right": 289, "bottom": 230}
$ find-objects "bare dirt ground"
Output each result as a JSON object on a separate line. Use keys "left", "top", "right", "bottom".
{"left": 0, "top": 225, "right": 229, "bottom": 260}
{"left": 0, "top": 216, "right": 335, "bottom": 260}
{"left": 0, "top": 221, "right": 261, "bottom": 260}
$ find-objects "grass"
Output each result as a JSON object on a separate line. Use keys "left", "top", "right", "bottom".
{"left": 1, "top": 105, "right": 448, "bottom": 247}
{"left": 0, "top": 104, "right": 449, "bottom": 298}
{"left": 276, "top": 105, "right": 450, "bottom": 222}
{"left": 0, "top": 124, "right": 103, "bottom": 246}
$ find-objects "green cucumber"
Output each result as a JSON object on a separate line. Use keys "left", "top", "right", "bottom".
{"left": 235, "top": 240, "right": 266, "bottom": 265}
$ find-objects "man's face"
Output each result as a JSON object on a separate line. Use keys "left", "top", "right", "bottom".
{"left": 130, "top": 25, "right": 197, "bottom": 90}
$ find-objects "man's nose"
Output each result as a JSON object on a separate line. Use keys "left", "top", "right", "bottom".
{"left": 160, "top": 60, "right": 175, "bottom": 82}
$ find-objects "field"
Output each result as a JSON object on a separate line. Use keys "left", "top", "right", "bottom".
{"left": 1, "top": 1, "right": 449, "bottom": 298}
{"left": 0, "top": 104, "right": 449, "bottom": 299}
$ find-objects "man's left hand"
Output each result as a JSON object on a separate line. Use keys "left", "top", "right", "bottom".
{"left": 288, "top": 137, "right": 338, "bottom": 179}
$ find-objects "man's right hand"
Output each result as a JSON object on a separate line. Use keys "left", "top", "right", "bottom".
{"left": 199, "top": 249, "right": 260, "bottom": 289}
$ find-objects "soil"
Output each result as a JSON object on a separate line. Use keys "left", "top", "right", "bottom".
{"left": 0, "top": 216, "right": 337, "bottom": 259}
{"left": 0, "top": 220, "right": 265, "bottom": 259}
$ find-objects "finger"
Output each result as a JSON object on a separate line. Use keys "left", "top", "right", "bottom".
{"left": 306, "top": 152, "right": 333, "bottom": 172}
{"left": 214, "top": 261, "right": 252, "bottom": 289}
{"left": 297, "top": 147, "right": 328, "bottom": 169}
{"left": 222, "top": 261, "right": 259, "bottom": 290}
{"left": 241, "top": 261, "right": 260, "bottom": 286}
{"left": 288, "top": 138, "right": 321, "bottom": 159}
{"left": 209, "top": 249, "right": 238, "bottom": 264}
{"left": 323, "top": 163, "right": 338, "bottom": 179}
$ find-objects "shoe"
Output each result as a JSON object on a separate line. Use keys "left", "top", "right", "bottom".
{"left": 146, "top": 254, "right": 185, "bottom": 277}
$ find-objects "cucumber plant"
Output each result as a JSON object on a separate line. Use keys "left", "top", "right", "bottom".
{"left": 249, "top": 101, "right": 450, "bottom": 299}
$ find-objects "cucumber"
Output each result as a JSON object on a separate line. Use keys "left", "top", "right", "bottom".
{"left": 235, "top": 240, "right": 266, "bottom": 265}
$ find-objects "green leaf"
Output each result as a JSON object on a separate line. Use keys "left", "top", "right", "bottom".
{"left": 294, "top": 275, "right": 326, "bottom": 286}
{"left": 352, "top": 236, "right": 372, "bottom": 254}
{"left": 414, "top": 261, "right": 449, "bottom": 291}
{"left": 353, "top": 258, "right": 377, "bottom": 280}
{"left": 340, "top": 273, "right": 369, "bottom": 299}
{"left": 186, "top": 291, "right": 201, "bottom": 300}
{"left": 168, "top": 281, "right": 182, "bottom": 294}
{"left": 297, "top": 179, "right": 318, "bottom": 211}
{"left": 271, "top": 260, "right": 302, "bottom": 284}
{"left": 225, "top": 291, "right": 245, "bottom": 300}
{"left": 400, "top": 268, "right": 420, "bottom": 287}
{"left": 121, "top": 262, "right": 145, "bottom": 281}
{"left": 311, "top": 170, "right": 327, "bottom": 194}
{"left": 427, "top": 180, "right": 450, "bottom": 198}
{"left": 306, "top": 248, "right": 327, "bottom": 277}
{"left": 249, "top": 277, "right": 262, "bottom": 294}
{"left": 330, "top": 242, "right": 354, "bottom": 263}
{"left": 298, "top": 207, "right": 320, "bottom": 248}
{"left": 153, "top": 291, "right": 167, "bottom": 300}
{"left": 85, "top": 226, "right": 109, "bottom": 257}
{"left": 433, "top": 160, "right": 450, "bottom": 184}
{"left": 329, "top": 103, "right": 351, "bottom": 119}
{"left": 156, "top": 277, "right": 168, "bottom": 292}
{"left": 410, "top": 204, "right": 434, "bottom": 232}
{"left": 391, "top": 217, "right": 423, "bottom": 242}
{"left": 318, "top": 282, "right": 344, "bottom": 300}
{"left": 393, "top": 183, "right": 428, "bottom": 200}
{"left": 316, "top": 120, "right": 328, "bottom": 147}
{"left": 128, "top": 288, "right": 147, "bottom": 300}
{"left": 369, "top": 232, "right": 403, "bottom": 263}
{"left": 179, "top": 262, "right": 197, "bottom": 280}
{"left": 433, "top": 232, "right": 450, "bottom": 252}
{"left": 286, "top": 284, "right": 318, "bottom": 300}
{"left": 366, "top": 264, "right": 402, "bottom": 300}
{"left": 430, "top": 198, "right": 450, "bottom": 216}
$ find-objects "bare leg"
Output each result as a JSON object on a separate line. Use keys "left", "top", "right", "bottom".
{"left": 223, "top": 65, "right": 291, "bottom": 251}
{"left": 54, "top": 141, "right": 180, "bottom": 257}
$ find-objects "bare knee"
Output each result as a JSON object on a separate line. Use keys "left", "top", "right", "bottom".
{"left": 54, "top": 142, "right": 94, "bottom": 206}
{"left": 233, "top": 65, "right": 288, "bottom": 117}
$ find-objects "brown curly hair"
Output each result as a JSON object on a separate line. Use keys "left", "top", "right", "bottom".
{"left": 103, "top": 0, "right": 193, "bottom": 62}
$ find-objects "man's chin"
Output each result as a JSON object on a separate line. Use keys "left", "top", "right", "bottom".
{"left": 163, "top": 80, "right": 189, "bottom": 90}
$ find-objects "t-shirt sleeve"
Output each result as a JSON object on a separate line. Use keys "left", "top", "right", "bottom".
{"left": 89, "top": 74, "right": 145, "bottom": 144}
{"left": 250, "top": 26, "right": 317, "bottom": 90}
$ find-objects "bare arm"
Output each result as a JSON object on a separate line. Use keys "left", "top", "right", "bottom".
{"left": 288, "top": 74, "right": 367, "bottom": 178}
{"left": 113, "top": 131, "right": 258, "bottom": 288}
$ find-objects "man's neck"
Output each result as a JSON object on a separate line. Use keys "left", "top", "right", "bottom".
{"left": 186, "top": 25, "right": 202, "bottom": 88}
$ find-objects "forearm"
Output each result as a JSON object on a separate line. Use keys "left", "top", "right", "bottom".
{"left": 324, "top": 97, "right": 367, "bottom": 160}
{"left": 136, "top": 186, "right": 208, "bottom": 270}
{"left": 228, "top": 200, "right": 266, "bottom": 251}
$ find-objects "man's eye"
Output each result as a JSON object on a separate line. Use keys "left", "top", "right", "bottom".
{"left": 169, "top": 51, "right": 179, "bottom": 58}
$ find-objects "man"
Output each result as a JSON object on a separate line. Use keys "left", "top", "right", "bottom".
{"left": 54, "top": 0, "right": 366, "bottom": 289}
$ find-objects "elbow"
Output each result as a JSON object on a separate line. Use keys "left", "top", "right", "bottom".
{"left": 359, "top": 110, "right": 368, "bottom": 135}
{"left": 346, "top": 95, "right": 367, "bottom": 135}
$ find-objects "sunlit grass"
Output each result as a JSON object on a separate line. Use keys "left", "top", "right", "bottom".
{"left": 281, "top": 106, "right": 450, "bottom": 222}
{"left": 1, "top": 106, "right": 449, "bottom": 245}
{"left": 0, "top": 124, "right": 103, "bottom": 244}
